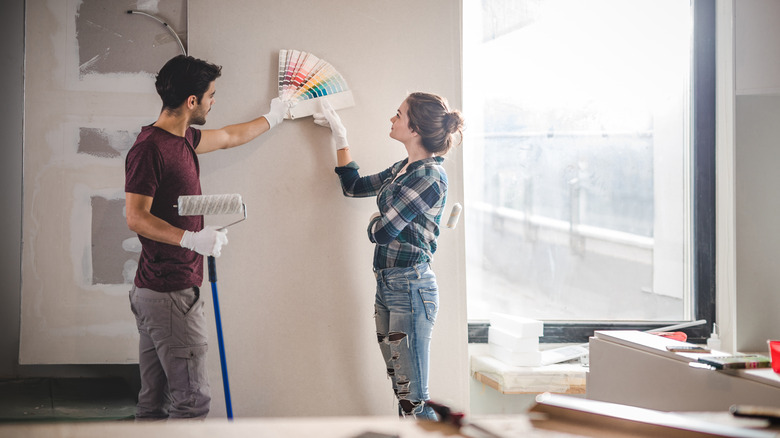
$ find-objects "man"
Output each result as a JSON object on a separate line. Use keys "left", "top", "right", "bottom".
{"left": 125, "top": 55, "right": 287, "bottom": 420}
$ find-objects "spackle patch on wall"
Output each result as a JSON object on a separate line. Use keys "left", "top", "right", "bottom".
{"left": 78, "top": 127, "right": 136, "bottom": 159}
{"left": 91, "top": 196, "right": 138, "bottom": 285}
{"left": 76, "top": 0, "right": 186, "bottom": 77}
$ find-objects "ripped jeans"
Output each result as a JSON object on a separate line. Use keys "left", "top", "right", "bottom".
{"left": 374, "top": 262, "right": 439, "bottom": 421}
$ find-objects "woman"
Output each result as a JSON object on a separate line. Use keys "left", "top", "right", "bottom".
{"left": 314, "top": 92, "right": 464, "bottom": 420}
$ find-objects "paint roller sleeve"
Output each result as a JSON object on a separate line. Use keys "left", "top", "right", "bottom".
{"left": 446, "top": 203, "right": 462, "bottom": 228}
{"left": 177, "top": 194, "right": 244, "bottom": 216}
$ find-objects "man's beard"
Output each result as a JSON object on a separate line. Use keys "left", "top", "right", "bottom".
{"left": 190, "top": 111, "right": 207, "bottom": 126}
{"left": 190, "top": 105, "right": 208, "bottom": 126}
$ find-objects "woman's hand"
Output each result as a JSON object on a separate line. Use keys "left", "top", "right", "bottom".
{"left": 313, "top": 99, "right": 349, "bottom": 150}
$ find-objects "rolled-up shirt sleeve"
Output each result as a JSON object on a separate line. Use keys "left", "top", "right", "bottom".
{"left": 335, "top": 161, "right": 393, "bottom": 198}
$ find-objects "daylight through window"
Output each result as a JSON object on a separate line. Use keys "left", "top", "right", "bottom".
{"left": 463, "top": 0, "right": 696, "bottom": 325}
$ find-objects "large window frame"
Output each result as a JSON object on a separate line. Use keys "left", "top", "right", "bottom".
{"left": 466, "top": 0, "right": 716, "bottom": 344}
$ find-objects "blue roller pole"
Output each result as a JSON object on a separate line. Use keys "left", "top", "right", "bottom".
{"left": 208, "top": 255, "right": 233, "bottom": 420}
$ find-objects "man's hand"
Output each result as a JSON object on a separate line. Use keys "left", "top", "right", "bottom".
{"left": 263, "top": 98, "right": 289, "bottom": 129}
{"left": 180, "top": 225, "right": 229, "bottom": 257}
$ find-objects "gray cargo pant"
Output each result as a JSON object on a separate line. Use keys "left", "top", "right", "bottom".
{"left": 129, "top": 285, "right": 210, "bottom": 420}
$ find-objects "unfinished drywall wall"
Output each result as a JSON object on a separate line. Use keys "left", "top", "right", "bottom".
{"left": 21, "top": 0, "right": 187, "bottom": 364}
{"left": 22, "top": 0, "right": 468, "bottom": 418}
{"left": 76, "top": 1, "right": 185, "bottom": 76}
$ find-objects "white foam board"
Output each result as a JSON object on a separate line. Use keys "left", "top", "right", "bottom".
{"left": 490, "top": 312, "right": 544, "bottom": 338}
{"left": 488, "top": 326, "right": 540, "bottom": 352}
{"left": 489, "top": 343, "right": 543, "bottom": 367}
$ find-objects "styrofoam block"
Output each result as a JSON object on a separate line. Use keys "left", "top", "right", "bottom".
{"left": 489, "top": 343, "right": 543, "bottom": 367}
{"left": 490, "top": 313, "right": 544, "bottom": 338}
{"left": 488, "top": 326, "right": 540, "bottom": 352}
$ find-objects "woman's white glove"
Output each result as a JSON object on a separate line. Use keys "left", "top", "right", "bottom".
{"left": 313, "top": 99, "right": 349, "bottom": 150}
{"left": 180, "top": 225, "right": 229, "bottom": 257}
{"left": 263, "top": 98, "right": 288, "bottom": 129}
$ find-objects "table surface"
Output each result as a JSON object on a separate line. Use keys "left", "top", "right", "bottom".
{"left": 593, "top": 331, "right": 780, "bottom": 389}
{"left": 0, "top": 415, "right": 587, "bottom": 438}
{"left": 3, "top": 409, "right": 778, "bottom": 438}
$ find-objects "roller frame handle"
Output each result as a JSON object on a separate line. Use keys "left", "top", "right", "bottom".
{"left": 208, "top": 256, "right": 233, "bottom": 420}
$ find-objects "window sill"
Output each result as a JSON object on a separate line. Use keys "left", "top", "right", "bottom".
{"left": 470, "top": 352, "right": 587, "bottom": 395}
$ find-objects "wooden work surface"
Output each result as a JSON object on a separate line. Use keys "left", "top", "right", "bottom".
{"left": 471, "top": 354, "right": 587, "bottom": 394}
{"left": 474, "top": 371, "right": 586, "bottom": 395}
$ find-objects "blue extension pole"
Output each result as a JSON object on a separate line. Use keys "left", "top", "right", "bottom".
{"left": 208, "top": 255, "right": 233, "bottom": 420}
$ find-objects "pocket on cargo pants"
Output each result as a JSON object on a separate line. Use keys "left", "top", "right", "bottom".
{"left": 168, "top": 343, "right": 210, "bottom": 418}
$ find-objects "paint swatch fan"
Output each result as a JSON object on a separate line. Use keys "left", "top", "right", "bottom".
{"left": 278, "top": 49, "right": 355, "bottom": 119}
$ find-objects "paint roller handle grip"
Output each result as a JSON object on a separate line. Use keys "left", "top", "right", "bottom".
{"left": 208, "top": 256, "right": 217, "bottom": 283}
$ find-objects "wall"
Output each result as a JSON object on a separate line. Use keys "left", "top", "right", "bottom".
{"left": 12, "top": 0, "right": 468, "bottom": 419}
{"left": 186, "top": 0, "right": 467, "bottom": 417}
{"left": 734, "top": 0, "right": 780, "bottom": 352}
{"left": 0, "top": 0, "right": 163, "bottom": 387}
{"left": 735, "top": 95, "right": 780, "bottom": 350}
{"left": 20, "top": 0, "right": 187, "bottom": 366}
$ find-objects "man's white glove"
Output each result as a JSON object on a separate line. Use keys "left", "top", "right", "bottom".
{"left": 313, "top": 99, "right": 349, "bottom": 150}
{"left": 263, "top": 97, "right": 288, "bottom": 129}
{"left": 180, "top": 225, "right": 229, "bottom": 257}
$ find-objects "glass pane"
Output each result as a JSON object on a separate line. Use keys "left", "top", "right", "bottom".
{"left": 464, "top": 0, "right": 692, "bottom": 322}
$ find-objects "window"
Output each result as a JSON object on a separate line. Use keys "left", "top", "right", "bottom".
{"left": 463, "top": 0, "right": 715, "bottom": 343}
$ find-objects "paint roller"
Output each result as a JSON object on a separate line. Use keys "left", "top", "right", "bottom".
{"left": 176, "top": 193, "right": 246, "bottom": 420}
{"left": 177, "top": 194, "right": 247, "bottom": 229}
{"left": 446, "top": 202, "right": 463, "bottom": 229}
{"left": 371, "top": 202, "right": 462, "bottom": 230}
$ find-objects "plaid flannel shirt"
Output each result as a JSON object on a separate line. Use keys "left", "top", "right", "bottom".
{"left": 335, "top": 157, "right": 448, "bottom": 269}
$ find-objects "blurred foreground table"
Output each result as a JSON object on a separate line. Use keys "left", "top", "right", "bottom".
{"left": 0, "top": 414, "right": 578, "bottom": 438}
{"left": 3, "top": 393, "right": 779, "bottom": 438}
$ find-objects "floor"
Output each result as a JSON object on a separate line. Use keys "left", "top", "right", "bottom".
{"left": 0, "top": 377, "right": 136, "bottom": 423}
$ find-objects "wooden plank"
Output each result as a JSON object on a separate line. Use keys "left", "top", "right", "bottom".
{"left": 473, "top": 371, "right": 586, "bottom": 395}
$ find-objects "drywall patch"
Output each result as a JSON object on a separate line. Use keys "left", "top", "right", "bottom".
{"left": 76, "top": 0, "right": 187, "bottom": 77}
{"left": 78, "top": 127, "right": 136, "bottom": 158}
{"left": 91, "top": 196, "right": 138, "bottom": 285}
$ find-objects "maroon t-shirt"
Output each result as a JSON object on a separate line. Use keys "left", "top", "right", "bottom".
{"left": 125, "top": 125, "right": 204, "bottom": 291}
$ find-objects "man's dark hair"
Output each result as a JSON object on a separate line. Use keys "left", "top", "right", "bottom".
{"left": 155, "top": 55, "right": 222, "bottom": 111}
